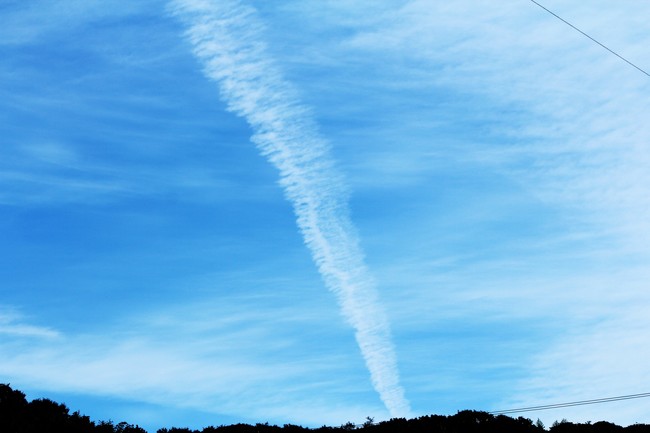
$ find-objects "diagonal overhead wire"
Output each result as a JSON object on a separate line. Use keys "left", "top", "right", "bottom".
{"left": 529, "top": 0, "right": 650, "bottom": 77}
{"left": 490, "top": 392, "right": 650, "bottom": 415}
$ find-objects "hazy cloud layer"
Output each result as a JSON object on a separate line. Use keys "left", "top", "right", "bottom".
{"left": 1, "top": 0, "right": 649, "bottom": 430}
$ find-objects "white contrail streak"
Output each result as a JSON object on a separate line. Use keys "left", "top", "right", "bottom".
{"left": 169, "top": 0, "right": 411, "bottom": 418}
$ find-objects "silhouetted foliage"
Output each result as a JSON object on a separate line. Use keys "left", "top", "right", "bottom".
{"left": 0, "top": 384, "right": 145, "bottom": 433}
{"left": 157, "top": 428, "right": 199, "bottom": 433}
{"left": 0, "top": 384, "right": 29, "bottom": 432}
{"left": 2, "top": 383, "right": 650, "bottom": 433}
{"left": 626, "top": 425, "right": 650, "bottom": 433}
{"left": 115, "top": 420, "right": 148, "bottom": 433}
{"left": 282, "top": 424, "right": 310, "bottom": 433}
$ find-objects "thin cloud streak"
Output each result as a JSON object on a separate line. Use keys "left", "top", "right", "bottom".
{"left": 0, "top": 310, "right": 60, "bottom": 339}
{"left": 169, "top": 0, "right": 410, "bottom": 418}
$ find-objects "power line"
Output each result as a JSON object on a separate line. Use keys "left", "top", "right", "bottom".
{"left": 528, "top": 0, "right": 650, "bottom": 77}
{"left": 490, "top": 392, "right": 650, "bottom": 415}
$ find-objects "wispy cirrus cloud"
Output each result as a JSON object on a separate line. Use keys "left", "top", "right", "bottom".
{"left": 3, "top": 0, "right": 650, "bottom": 428}
{"left": 0, "top": 309, "right": 60, "bottom": 339}
{"left": 0, "top": 297, "right": 384, "bottom": 429}
{"left": 343, "top": 0, "right": 650, "bottom": 244}
{"left": 330, "top": 0, "right": 650, "bottom": 424}
{"left": 242, "top": 0, "right": 650, "bottom": 423}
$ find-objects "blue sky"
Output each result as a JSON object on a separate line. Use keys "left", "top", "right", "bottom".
{"left": 2, "top": 0, "right": 650, "bottom": 431}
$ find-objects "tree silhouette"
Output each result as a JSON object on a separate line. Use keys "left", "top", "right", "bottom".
{"left": 2, "top": 383, "right": 650, "bottom": 433}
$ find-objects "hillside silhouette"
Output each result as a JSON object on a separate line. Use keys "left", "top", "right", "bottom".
{"left": 2, "top": 384, "right": 649, "bottom": 433}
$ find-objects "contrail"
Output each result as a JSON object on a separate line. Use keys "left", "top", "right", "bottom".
{"left": 169, "top": 0, "right": 411, "bottom": 418}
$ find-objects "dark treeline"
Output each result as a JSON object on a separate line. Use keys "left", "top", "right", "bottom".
{"left": 2, "top": 384, "right": 649, "bottom": 433}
